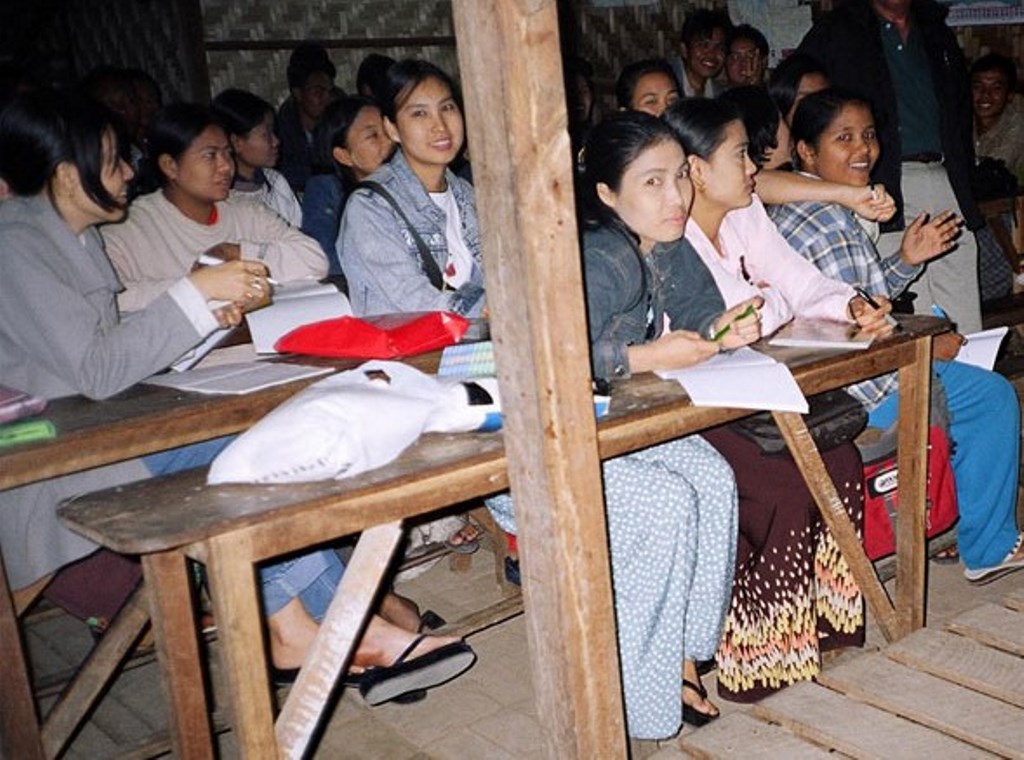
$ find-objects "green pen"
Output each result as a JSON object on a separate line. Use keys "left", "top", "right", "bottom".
{"left": 0, "top": 419, "right": 57, "bottom": 448}
{"left": 712, "top": 303, "right": 757, "bottom": 342}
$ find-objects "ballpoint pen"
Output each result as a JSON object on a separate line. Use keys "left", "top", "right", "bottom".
{"left": 853, "top": 286, "right": 899, "bottom": 329}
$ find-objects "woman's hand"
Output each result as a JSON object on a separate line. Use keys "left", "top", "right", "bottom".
{"left": 629, "top": 329, "right": 720, "bottom": 373}
{"left": 899, "top": 210, "right": 962, "bottom": 266}
{"left": 848, "top": 292, "right": 895, "bottom": 336}
{"left": 933, "top": 331, "right": 966, "bottom": 361}
{"left": 712, "top": 296, "right": 764, "bottom": 350}
{"left": 188, "top": 259, "right": 271, "bottom": 312}
{"left": 842, "top": 183, "right": 896, "bottom": 222}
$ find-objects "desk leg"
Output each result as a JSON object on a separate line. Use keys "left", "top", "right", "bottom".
{"left": 773, "top": 411, "right": 899, "bottom": 642}
{"left": 0, "top": 554, "right": 44, "bottom": 760}
{"left": 205, "top": 533, "right": 277, "bottom": 758}
{"left": 144, "top": 550, "right": 215, "bottom": 760}
{"left": 277, "top": 521, "right": 403, "bottom": 759}
{"left": 41, "top": 587, "right": 149, "bottom": 757}
{"left": 895, "top": 336, "right": 931, "bottom": 637}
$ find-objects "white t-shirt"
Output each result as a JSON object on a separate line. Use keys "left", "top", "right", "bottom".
{"left": 429, "top": 188, "right": 474, "bottom": 289}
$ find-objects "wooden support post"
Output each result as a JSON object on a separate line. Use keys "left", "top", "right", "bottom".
{"left": 895, "top": 335, "right": 932, "bottom": 637}
{"left": 205, "top": 535, "right": 278, "bottom": 758}
{"left": 145, "top": 551, "right": 215, "bottom": 760}
{"left": 452, "top": 2, "right": 627, "bottom": 757}
{"left": 0, "top": 554, "right": 44, "bottom": 760}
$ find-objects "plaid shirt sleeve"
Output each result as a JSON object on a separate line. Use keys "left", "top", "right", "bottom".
{"left": 769, "top": 201, "right": 899, "bottom": 411}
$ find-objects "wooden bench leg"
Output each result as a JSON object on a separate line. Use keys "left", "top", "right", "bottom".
{"left": 145, "top": 550, "right": 216, "bottom": 760}
{"left": 204, "top": 534, "right": 277, "bottom": 759}
{"left": 0, "top": 554, "right": 44, "bottom": 760}
{"left": 41, "top": 586, "right": 149, "bottom": 758}
{"left": 277, "top": 521, "right": 404, "bottom": 759}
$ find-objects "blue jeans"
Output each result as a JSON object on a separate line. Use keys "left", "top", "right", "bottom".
{"left": 867, "top": 360, "right": 1020, "bottom": 568}
{"left": 143, "top": 437, "right": 344, "bottom": 618}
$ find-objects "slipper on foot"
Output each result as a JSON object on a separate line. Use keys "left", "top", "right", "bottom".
{"left": 358, "top": 635, "right": 476, "bottom": 706}
{"left": 681, "top": 678, "right": 719, "bottom": 727}
{"left": 444, "top": 524, "right": 481, "bottom": 555}
{"left": 964, "top": 532, "right": 1024, "bottom": 584}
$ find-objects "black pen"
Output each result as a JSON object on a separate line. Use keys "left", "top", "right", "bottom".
{"left": 853, "top": 286, "right": 900, "bottom": 329}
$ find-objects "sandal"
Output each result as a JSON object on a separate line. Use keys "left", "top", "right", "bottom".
{"left": 964, "top": 532, "right": 1024, "bottom": 585}
{"left": 682, "top": 678, "right": 719, "bottom": 727}
{"left": 444, "top": 519, "right": 482, "bottom": 555}
{"left": 932, "top": 545, "right": 960, "bottom": 565}
{"left": 358, "top": 634, "right": 477, "bottom": 706}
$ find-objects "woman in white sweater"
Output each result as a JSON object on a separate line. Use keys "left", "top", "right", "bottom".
{"left": 102, "top": 103, "right": 327, "bottom": 312}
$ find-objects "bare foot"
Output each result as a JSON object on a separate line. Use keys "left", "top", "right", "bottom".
{"left": 353, "top": 616, "right": 461, "bottom": 670}
{"left": 379, "top": 591, "right": 422, "bottom": 632}
{"left": 445, "top": 521, "right": 481, "bottom": 551}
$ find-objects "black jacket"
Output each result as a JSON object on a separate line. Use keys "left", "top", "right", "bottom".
{"left": 798, "top": 0, "right": 981, "bottom": 231}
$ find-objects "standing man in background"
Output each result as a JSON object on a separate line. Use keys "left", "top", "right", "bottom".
{"left": 277, "top": 42, "right": 338, "bottom": 193}
{"left": 799, "top": 0, "right": 983, "bottom": 332}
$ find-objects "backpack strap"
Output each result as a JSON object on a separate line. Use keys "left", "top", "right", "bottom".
{"left": 356, "top": 181, "right": 445, "bottom": 291}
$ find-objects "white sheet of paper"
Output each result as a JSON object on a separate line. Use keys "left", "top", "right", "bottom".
{"left": 657, "top": 348, "right": 809, "bottom": 413}
{"left": 246, "top": 281, "right": 352, "bottom": 354}
{"left": 955, "top": 326, "right": 1008, "bottom": 370}
{"left": 146, "top": 361, "right": 332, "bottom": 395}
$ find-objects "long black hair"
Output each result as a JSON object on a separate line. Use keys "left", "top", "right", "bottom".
{"left": 718, "top": 85, "right": 783, "bottom": 166}
{"left": 663, "top": 97, "right": 742, "bottom": 160}
{"left": 0, "top": 89, "right": 125, "bottom": 212}
{"left": 579, "top": 110, "right": 681, "bottom": 231}
{"left": 768, "top": 53, "right": 828, "bottom": 123}
{"left": 211, "top": 88, "right": 274, "bottom": 138}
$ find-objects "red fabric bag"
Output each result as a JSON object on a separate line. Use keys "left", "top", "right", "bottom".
{"left": 275, "top": 311, "right": 470, "bottom": 359}
{"left": 862, "top": 425, "right": 958, "bottom": 560}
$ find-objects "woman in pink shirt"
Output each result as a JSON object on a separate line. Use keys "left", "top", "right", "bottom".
{"left": 661, "top": 97, "right": 889, "bottom": 704}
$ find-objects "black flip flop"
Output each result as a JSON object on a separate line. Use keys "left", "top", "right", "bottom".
{"left": 358, "top": 635, "right": 477, "bottom": 706}
{"left": 682, "top": 678, "right": 719, "bottom": 727}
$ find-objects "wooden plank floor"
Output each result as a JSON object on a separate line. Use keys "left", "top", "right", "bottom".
{"left": 681, "top": 590, "right": 1024, "bottom": 759}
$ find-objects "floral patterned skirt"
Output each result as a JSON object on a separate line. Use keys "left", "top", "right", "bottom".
{"left": 703, "top": 426, "right": 865, "bottom": 703}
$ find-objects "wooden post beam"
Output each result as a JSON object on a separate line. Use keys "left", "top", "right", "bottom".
{"left": 452, "top": 1, "right": 627, "bottom": 757}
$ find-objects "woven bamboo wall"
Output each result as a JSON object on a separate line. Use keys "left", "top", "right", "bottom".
{"left": 201, "top": 0, "right": 459, "bottom": 106}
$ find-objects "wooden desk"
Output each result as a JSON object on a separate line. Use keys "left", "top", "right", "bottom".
{"left": 56, "top": 316, "right": 943, "bottom": 759}
{"left": 0, "top": 353, "right": 414, "bottom": 759}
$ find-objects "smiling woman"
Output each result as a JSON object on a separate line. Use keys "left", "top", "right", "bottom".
{"left": 338, "top": 59, "right": 485, "bottom": 317}
{"left": 101, "top": 103, "right": 327, "bottom": 313}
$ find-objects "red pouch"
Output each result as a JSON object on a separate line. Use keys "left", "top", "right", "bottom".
{"left": 862, "top": 425, "right": 958, "bottom": 560}
{"left": 274, "top": 311, "right": 470, "bottom": 359}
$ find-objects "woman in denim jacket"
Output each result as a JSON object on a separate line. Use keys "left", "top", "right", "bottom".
{"left": 489, "top": 112, "right": 761, "bottom": 739}
{"left": 338, "top": 60, "right": 485, "bottom": 317}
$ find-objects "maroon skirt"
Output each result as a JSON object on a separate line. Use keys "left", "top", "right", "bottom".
{"left": 703, "top": 426, "right": 866, "bottom": 703}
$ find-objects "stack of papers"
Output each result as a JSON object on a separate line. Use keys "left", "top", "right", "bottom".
{"left": 768, "top": 319, "right": 874, "bottom": 350}
{"left": 656, "top": 347, "right": 809, "bottom": 413}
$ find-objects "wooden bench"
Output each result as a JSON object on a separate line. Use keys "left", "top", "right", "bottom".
{"left": 59, "top": 320, "right": 945, "bottom": 758}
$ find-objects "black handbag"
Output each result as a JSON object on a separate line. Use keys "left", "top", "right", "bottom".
{"left": 730, "top": 389, "right": 868, "bottom": 455}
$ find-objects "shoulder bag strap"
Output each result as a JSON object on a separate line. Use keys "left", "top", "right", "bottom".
{"left": 356, "top": 181, "right": 445, "bottom": 291}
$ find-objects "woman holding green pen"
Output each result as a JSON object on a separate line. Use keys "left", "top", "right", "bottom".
{"left": 487, "top": 112, "right": 760, "bottom": 739}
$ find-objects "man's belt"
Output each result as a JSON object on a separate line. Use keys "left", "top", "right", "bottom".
{"left": 901, "top": 152, "right": 943, "bottom": 163}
